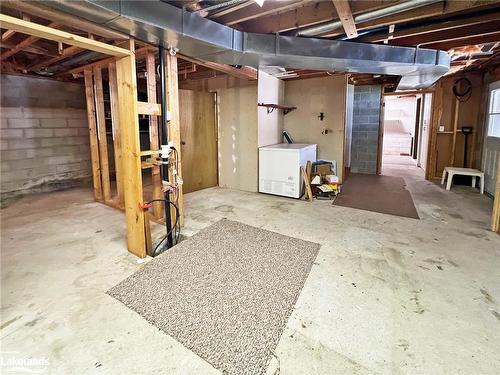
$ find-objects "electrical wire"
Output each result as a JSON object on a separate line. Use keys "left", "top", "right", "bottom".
{"left": 146, "top": 199, "right": 180, "bottom": 257}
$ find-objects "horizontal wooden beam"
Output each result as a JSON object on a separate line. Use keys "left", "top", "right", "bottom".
{"left": 0, "top": 41, "right": 59, "bottom": 58}
{"left": 1, "top": 0, "right": 128, "bottom": 40}
{"left": 422, "top": 31, "right": 500, "bottom": 50}
{"left": 137, "top": 101, "right": 161, "bottom": 116}
{"left": 0, "top": 14, "right": 130, "bottom": 57}
{"left": 392, "top": 21, "right": 500, "bottom": 47}
{"left": 64, "top": 46, "right": 153, "bottom": 75}
{"left": 332, "top": 0, "right": 357, "bottom": 39}
{"left": 1, "top": 21, "right": 59, "bottom": 61}
{"left": 361, "top": 10, "right": 500, "bottom": 43}
{"left": 27, "top": 45, "right": 82, "bottom": 71}
{"left": 178, "top": 53, "right": 257, "bottom": 80}
{"left": 236, "top": 0, "right": 393, "bottom": 34}
{"left": 321, "top": 0, "right": 499, "bottom": 38}
{"left": 213, "top": 0, "right": 314, "bottom": 26}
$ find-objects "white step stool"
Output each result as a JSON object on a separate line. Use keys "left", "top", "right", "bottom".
{"left": 441, "top": 167, "right": 484, "bottom": 194}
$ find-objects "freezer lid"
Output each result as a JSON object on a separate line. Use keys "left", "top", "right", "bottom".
{"left": 259, "top": 143, "right": 317, "bottom": 151}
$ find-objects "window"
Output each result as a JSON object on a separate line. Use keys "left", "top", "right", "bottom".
{"left": 487, "top": 87, "right": 500, "bottom": 138}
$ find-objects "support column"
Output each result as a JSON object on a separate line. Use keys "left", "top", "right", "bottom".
{"left": 116, "top": 40, "right": 146, "bottom": 258}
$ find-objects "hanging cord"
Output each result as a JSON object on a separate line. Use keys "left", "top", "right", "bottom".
{"left": 146, "top": 199, "right": 180, "bottom": 257}
{"left": 453, "top": 77, "right": 472, "bottom": 102}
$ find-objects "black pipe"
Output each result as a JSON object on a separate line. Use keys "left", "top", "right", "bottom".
{"left": 159, "top": 45, "right": 174, "bottom": 250}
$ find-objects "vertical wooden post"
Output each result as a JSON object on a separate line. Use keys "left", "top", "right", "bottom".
{"left": 116, "top": 40, "right": 147, "bottom": 258}
{"left": 146, "top": 51, "right": 163, "bottom": 218}
{"left": 93, "top": 66, "right": 112, "bottom": 202}
{"left": 427, "top": 82, "right": 443, "bottom": 180}
{"left": 108, "top": 62, "right": 124, "bottom": 207}
{"left": 165, "top": 51, "right": 184, "bottom": 226}
{"left": 83, "top": 69, "right": 102, "bottom": 200}
{"left": 450, "top": 97, "right": 460, "bottom": 167}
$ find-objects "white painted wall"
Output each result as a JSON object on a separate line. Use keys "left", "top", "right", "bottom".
{"left": 283, "top": 76, "right": 347, "bottom": 182}
{"left": 257, "top": 71, "right": 284, "bottom": 147}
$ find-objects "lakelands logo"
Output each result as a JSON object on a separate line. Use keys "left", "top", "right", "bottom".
{"left": 1, "top": 352, "right": 49, "bottom": 373}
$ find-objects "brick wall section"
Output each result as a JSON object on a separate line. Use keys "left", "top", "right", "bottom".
{"left": 350, "top": 85, "right": 381, "bottom": 174}
{"left": 1, "top": 74, "right": 91, "bottom": 201}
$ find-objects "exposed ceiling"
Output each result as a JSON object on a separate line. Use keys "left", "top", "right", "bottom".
{"left": 165, "top": 0, "right": 500, "bottom": 79}
{"left": 1, "top": 0, "right": 499, "bottom": 85}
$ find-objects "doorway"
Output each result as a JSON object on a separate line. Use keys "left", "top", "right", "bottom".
{"left": 179, "top": 89, "right": 218, "bottom": 193}
{"left": 482, "top": 80, "right": 500, "bottom": 196}
{"left": 380, "top": 93, "right": 432, "bottom": 177}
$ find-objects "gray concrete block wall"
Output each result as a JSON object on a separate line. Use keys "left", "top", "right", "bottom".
{"left": 350, "top": 85, "right": 381, "bottom": 174}
{"left": 1, "top": 74, "right": 91, "bottom": 202}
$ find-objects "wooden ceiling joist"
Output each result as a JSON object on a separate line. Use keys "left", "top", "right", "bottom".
{"left": 1, "top": 22, "right": 59, "bottom": 61}
{"left": 332, "top": 0, "right": 357, "bottom": 39}
{"left": 27, "top": 45, "right": 82, "bottom": 71}
{"left": 1, "top": 0, "right": 128, "bottom": 41}
{"left": 0, "top": 14, "right": 131, "bottom": 57}
{"left": 391, "top": 22, "right": 500, "bottom": 47}
{"left": 360, "top": 10, "right": 500, "bottom": 43}
{"left": 177, "top": 53, "right": 257, "bottom": 80}
{"left": 212, "top": 0, "right": 313, "bottom": 26}
{"left": 0, "top": 41, "right": 59, "bottom": 58}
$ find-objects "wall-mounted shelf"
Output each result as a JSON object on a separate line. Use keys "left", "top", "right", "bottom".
{"left": 258, "top": 103, "right": 297, "bottom": 115}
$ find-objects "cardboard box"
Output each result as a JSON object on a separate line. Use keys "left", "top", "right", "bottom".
{"left": 315, "top": 164, "right": 331, "bottom": 175}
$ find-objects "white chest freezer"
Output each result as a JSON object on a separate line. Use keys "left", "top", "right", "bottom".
{"left": 259, "top": 143, "right": 317, "bottom": 198}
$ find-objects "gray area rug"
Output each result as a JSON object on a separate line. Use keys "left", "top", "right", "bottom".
{"left": 108, "top": 219, "right": 320, "bottom": 374}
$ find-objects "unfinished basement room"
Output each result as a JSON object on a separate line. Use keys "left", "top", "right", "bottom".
{"left": 1, "top": 0, "right": 500, "bottom": 374}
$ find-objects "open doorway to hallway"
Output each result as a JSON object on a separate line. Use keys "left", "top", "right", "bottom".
{"left": 381, "top": 93, "right": 433, "bottom": 177}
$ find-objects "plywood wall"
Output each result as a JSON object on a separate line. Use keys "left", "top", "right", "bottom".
{"left": 179, "top": 89, "right": 218, "bottom": 193}
{"left": 283, "top": 76, "right": 347, "bottom": 182}
{"left": 427, "top": 71, "right": 487, "bottom": 180}
{"left": 217, "top": 84, "right": 259, "bottom": 192}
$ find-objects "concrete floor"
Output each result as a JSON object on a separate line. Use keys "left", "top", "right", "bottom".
{"left": 1, "top": 164, "right": 499, "bottom": 374}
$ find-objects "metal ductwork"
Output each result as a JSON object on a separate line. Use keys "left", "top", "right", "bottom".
{"left": 295, "top": 0, "right": 443, "bottom": 37}
{"left": 40, "top": 0, "right": 450, "bottom": 90}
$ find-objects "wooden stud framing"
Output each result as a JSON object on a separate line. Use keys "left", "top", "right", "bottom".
{"left": 165, "top": 51, "right": 184, "bottom": 226}
{"left": 116, "top": 40, "right": 147, "bottom": 258}
{"left": 83, "top": 69, "right": 103, "bottom": 200}
{"left": 108, "top": 62, "right": 124, "bottom": 207}
{"left": 137, "top": 101, "right": 162, "bottom": 116}
{"left": 93, "top": 66, "right": 112, "bottom": 202}
{"left": 0, "top": 14, "right": 130, "bottom": 57}
{"left": 146, "top": 52, "right": 163, "bottom": 219}
{"left": 426, "top": 82, "right": 443, "bottom": 180}
{"left": 450, "top": 98, "right": 460, "bottom": 167}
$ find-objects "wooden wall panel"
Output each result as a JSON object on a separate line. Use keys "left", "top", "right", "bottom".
{"left": 427, "top": 72, "right": 486, "bottom": 180}
{"left": 179, "top": 90, "right": 218, "bottom": 193}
